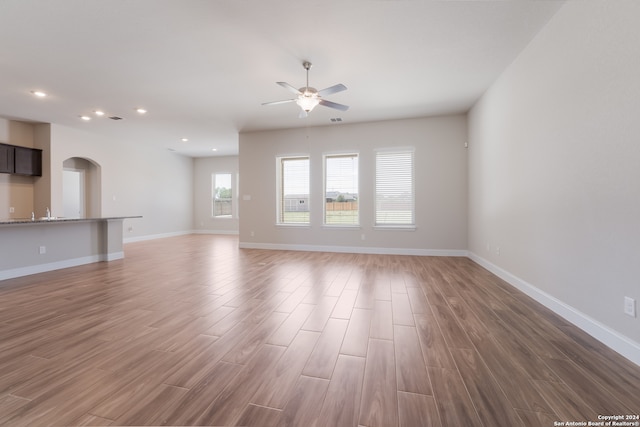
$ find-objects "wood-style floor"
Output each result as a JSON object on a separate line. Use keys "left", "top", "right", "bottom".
{"left": 0, "top": 235, "right": 638, "bottom": 426}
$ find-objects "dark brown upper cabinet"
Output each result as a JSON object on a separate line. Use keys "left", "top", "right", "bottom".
{"left": 0, "top": 143, "right": 14, "bottom": 173}
{"left": 0, "top": 143, "right": 42, "bottom": 176}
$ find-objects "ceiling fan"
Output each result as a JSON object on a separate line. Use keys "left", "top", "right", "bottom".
{"left": 262, "top": 61, "right": 349, "bottom": 118}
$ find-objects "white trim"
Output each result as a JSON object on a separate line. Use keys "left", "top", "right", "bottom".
{"left": 123, "top": 230, "right": 192, "bottom": 243}
{"left": 276, "top": 155, "right": 311, "bottom": 228}
{"left": 103, "top": 251, "right": 125, "bottom": 261}
{"left": 373, "top": 225, "right": 417, "bottom": 231}
{"left": 321, "top": 225, "right": 361, "bottom": 230}
{"left": 374, "top": 148, "right": 416, "bottom": 228}
{"left": 193, "top": 229, "right": 239, "bottom": 235}
{"left": 124, "top": 229, "right": 238, "bottom": 243}
{"left": 0, "top": 255, "right": 106, "bottom": 281}
{"left": 239, "top": 241, "right": 467, "bottom": 257}
{"left": 275, "top": 224, "right": 311, "bottom": 229}
{"left": 323, "top": 152, "right": 360, "bottom": 227}
{"left": 468, "top": 252, "right": 640, "bottom": 367}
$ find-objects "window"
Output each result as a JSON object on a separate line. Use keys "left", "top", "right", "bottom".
{"left": 213, "top": 173, "right": 232, "bottom": 218}
{"left": 375, "top": 149, "right": 415, "bottom": 226}
{"left": 324, "top": 154, "right": 359, "bottom": 226}
{"left": 277, "top": 156, "right": 310, "bottom": 224}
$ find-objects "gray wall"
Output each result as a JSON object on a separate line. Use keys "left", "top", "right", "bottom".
{"left": 468, "top": 1, "right": 640, "bottom": 358}
{"left": 239, "top": 115, "right": 468, "bottom": 254}
{"left": 50, "top": 124, "right": 194, "bottom": 240}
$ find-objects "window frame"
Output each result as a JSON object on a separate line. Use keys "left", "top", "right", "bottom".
{"left": 212, "top": 172, "right": 234, "bottom": 219}
{"left": 323, "top": 152, "right": 360, "bottom": 228}
{"left": 276, "top": 155, "right": 311, "bottom": 226}
{"left": 374, "top": 148, "right": 416, "bottom": 230}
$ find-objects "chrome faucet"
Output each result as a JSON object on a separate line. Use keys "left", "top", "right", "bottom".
{"left": 46, "top": 207, "right": 51, "bottom": 220}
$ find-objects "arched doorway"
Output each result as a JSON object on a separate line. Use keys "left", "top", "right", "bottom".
{"left": 62, "top": 157, "right": 101, "bottom": 218}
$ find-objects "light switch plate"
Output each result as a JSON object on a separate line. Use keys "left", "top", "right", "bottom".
{"left": 624, "top": 297, "right": 636, "bottom": 317}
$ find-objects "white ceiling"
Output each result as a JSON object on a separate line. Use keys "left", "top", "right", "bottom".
{"left": 0, "top": 0, "right": 564, "bottom": 157}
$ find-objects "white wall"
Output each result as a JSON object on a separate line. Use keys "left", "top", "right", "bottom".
{"left": 239, "top": 115, "right": 468, "bottom": 254}
{"left": 49, "top": 125, "right": 194, "bottom": 239}
{"left": 193, "top": 155, "right": 239, "bottom": 234}
{"left": 468, "top": 1, "right": 640, "bottom": 362}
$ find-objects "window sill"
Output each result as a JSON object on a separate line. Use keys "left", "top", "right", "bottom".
{"left": 373, "top": 225, "right": 417, "bottom": 231}
{"left": 275, "top": 223, "right": 311, "bottom": 229}
{"left": 321, "top": 225, "right": 361, "bottom": 230}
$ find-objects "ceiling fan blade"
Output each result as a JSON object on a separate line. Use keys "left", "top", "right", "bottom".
{"left": 299, "top": 109, "right": 308, "bottom": 119}
{"left": 317, "top": 84, "right": 347, "bottom": 97}
{"left": 262, "top": 99, "right": 296, "bottom": 106}
{"left": 319, "top": 99, "right": 349, "bottom": 111}
{"left": 277, "top": 82, "right": 302, "bottom": 95}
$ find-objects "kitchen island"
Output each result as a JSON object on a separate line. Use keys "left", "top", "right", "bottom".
{"left": 0, "top": 216, "right": 141, "bottom": 281}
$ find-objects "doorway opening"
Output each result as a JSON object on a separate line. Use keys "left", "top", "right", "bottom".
{"left": 62, "top": 157, "right": 101, "bottom": 218}
{"left": 63, "top": 169, "right": 84, "bottom": 218}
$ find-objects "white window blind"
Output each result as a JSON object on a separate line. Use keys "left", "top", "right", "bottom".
{"left": 375, "top": 150, "right": 414, "bottom": 226}
{"left": 324, "top": 154, "right": 359, "bottom": 226}
{"left": 278, "top": 157, "right": 310, "bottom": 224}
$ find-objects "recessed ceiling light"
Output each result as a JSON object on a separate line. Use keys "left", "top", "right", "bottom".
{"left": 94, "top": 110, "right": 105, "bottom": 116}
{"left": 136, "top": 108, "right": 147, "bottom": 114}
{"left": 181, "top": 138, "right": 189, "bottom": 142}
{"left": 211, "top": 148, "right": 217, "bottom": 152}
{"left": 31, "top": 90, "right": 47, "bottom": 98}
{"left": 80, "top": 115, "right": 91, "bottom": 121}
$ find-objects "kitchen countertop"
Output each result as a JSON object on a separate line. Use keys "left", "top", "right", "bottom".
{"left": 0, "top": 216, "right": 142, "bottom": 225}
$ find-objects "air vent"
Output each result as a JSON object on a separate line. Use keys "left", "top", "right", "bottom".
{"left": 330, "top": 118, "right": 343, "bottom": 122}
{"left": 109, "top": 116, "right": 123, "bottom": 120}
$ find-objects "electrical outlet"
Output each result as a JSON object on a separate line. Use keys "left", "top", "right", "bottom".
{"left": 624, "top": 297, "right": 636, "bottom": 318}
{"left": 9, "top": 207, "right": 15, "bottom": 214}
{"left": 39, "top": 246, "right": 46, "bottom": 255}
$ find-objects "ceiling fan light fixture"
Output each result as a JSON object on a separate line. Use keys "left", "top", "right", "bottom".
{"left": 296, "top": 96, "right": 320, "bottom": 112}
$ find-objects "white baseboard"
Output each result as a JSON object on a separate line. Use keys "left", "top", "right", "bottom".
{"left": 468, "top": 252, "right": 640, "bottom": 367}
{"left": 123, "top": 230, "right": 192, "bottom": 244}
{"left": 103, "top": 251, "right": 125, "bottom": 261}
{"left": 239, "top": 241, "right": 468, "bottom": 257}
{"left": 193, "top": 229, "right": 239, "bottom": 235}
{"left": 0, "top": 255, "right": 108, "bottom": 281}
{"left": 123, "top": 230, "right": 238, "bottom": 244}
